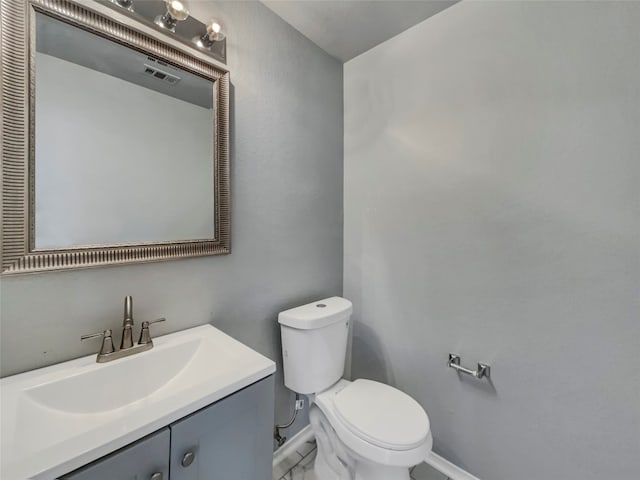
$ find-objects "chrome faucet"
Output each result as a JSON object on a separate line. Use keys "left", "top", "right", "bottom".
{"left": 81, "top": 296, "right": 166, "bottom": 363}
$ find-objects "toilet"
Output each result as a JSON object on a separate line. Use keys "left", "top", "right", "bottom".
{"left": 278, "top": 297, "right": 432, "bottom": 480}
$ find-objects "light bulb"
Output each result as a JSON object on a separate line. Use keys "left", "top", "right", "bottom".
{"left": 193, "top": 18, "right": 225, "bottom": 50}
{"left": 154, "top": 0, "right": 189, "bottom": 32}
{"left": 206, "top": 19, "right": 225, "bottom": 42}
{"left": 166, "top": 0, "right": 189, "bottom": 21}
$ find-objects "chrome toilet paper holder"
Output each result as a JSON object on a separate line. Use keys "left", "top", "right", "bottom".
{"left": 448, "top": 353, "right": 491, "bottom": 379}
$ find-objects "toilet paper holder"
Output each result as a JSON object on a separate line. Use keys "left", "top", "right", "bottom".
{"left": 448, "top": 353, "right": 491, "bottom": 379}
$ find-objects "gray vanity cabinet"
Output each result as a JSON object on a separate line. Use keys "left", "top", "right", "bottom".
{"left": 58, "top": 376, "right": 274, "bottom": 480}
{"left": 169, "top": 376, "right": 275, "bottom": 480}
{"left": 60, "top": 428, "right": 170, "bottom": 480}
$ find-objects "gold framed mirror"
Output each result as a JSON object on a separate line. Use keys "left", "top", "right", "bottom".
{"left": 1, "top": 0, "right": 230, "bottom": 275}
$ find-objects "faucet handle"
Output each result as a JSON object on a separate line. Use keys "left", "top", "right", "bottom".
{"left": 138, "top": 318, "right": 166, "bottom": 345}
{"left": 145, "top": 318, "right": 166, "bottom": 328}
{"left": 81, "top": 329, "right": 115, "bottom": 355}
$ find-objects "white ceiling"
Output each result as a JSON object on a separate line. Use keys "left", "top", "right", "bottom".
{"left": 261, "top": 0, "right": 458, "bottom": 62}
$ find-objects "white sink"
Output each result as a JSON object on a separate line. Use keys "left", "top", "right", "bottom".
{"left": 24, "top": 336, "right": 200, "bottom": 415}
{"left": 0, "top": 325, "right": 275, "bottom": 480}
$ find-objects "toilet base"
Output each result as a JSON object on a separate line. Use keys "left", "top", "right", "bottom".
{"left": 312, "top": 445, "right": 412, "bottom": 480}
{"left": 309, "top": 405, "right": 415, "bottom": 480}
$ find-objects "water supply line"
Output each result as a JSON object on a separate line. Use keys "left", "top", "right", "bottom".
{"left": 274, "top": 393, "right": 305, "bottom": 447}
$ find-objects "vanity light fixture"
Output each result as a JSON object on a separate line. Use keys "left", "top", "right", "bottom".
{"left": 193, "top": 18, "right": 226, "bottom": 50}
{"left": 154, "top": 0, "right": 190, "bottom": 32}
{"left": 109, "top": 0, "right": 134, "bottom": 12}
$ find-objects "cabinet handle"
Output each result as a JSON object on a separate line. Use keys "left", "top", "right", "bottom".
{"left": 181, "top": 450, "right": 196, "bottom": 467}
{"left": 150, "top": 473, "right": 163, "bottom": 480}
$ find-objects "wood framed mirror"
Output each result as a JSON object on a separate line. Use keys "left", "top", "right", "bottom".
{"left": 1, "top": 0, "right": 230, "bottom": 275}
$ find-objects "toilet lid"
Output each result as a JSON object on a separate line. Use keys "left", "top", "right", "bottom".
{"left": 333, "top": 379, "right": 430, "bottom": 450}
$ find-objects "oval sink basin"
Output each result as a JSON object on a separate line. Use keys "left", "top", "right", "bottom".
{"left": 0, "top": 324, "right": 275, "bottom": 480}
{"left": 25, "top": 337, "right": 200, "bottom": 414}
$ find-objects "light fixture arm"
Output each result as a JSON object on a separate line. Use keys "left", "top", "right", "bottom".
{"left": 197, "top": 31, "right": 215, "bottom": 49}
{"left": 110, "top": 0, "right": 134, "bottom": 12}
{"left": 103, "top": 0, "right": 226, "bottom": 62}
{"left": 158, "top": 11, "right": 178, "bottom": 31}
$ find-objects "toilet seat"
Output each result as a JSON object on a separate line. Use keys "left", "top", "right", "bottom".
{"left": 333, "top": 379, "right": 430, "bottom": 450}
{"left": 314, "top": 379, "right": 432, "bottom": 467}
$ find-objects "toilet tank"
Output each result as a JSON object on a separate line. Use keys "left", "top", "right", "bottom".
{"left": 278, "top": 297, "right": 352, "bottom": 394}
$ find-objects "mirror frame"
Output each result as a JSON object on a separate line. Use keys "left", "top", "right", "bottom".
{"left": 1, "top": 0, "right": 230, "bottom": 275}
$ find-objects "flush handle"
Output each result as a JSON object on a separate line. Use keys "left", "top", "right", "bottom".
{"left": 181, "top": 450, "right": 196, "bottom": 468}
{"left": 150, "top": 473, "right": 163, "bottom": 480}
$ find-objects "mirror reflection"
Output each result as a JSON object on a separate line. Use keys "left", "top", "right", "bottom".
{"left": 34, "top": 13, "right": 216, "bottom": 250}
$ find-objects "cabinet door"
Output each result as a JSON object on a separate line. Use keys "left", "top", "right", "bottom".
{"left": 59, "top": 428, "right": 170, "bottom": 480}
{"left": 170, "top": 375, "right": 275, "bottom": 480}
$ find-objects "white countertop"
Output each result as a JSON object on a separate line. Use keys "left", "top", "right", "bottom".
{"left": 0, "top": 325, "right": 276, "bottom": 479}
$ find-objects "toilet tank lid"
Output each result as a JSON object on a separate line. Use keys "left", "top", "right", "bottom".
{"left": 278, "top": 297, "right": 353, "bottom": 330}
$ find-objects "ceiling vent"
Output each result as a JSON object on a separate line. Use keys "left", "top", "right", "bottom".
{"left": 143, "top": 63, "right": 181, "bottom": 85}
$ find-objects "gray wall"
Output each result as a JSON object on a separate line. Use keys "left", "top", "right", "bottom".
{"left": 344, "top": 2, "right": 639, "bottom": 479}
{"left": 0, "top": 0, "right": 343, "bottom": 440}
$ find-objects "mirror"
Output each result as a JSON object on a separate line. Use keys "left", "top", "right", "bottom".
{"left": 0, "top": 0, "right": 230, "bottom": 274}
{"left": 35, "top": 13, "right": 215, "bottom": 249}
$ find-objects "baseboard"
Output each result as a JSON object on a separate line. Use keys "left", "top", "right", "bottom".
{"left": 272, "top": 424, "right": 314, "bottom": 468}
{"left": 426, "top": 452, "right": 481, "bottom": 480}
{"left": 273, "top": 426, "right": 480, "bottom": 480}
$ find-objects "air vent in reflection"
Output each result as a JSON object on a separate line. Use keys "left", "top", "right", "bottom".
{"left": 147, "top": 56, "right": 169, "bottom": 67}
{"left": 143, "top": 64, "right": 181, "bottom": 85}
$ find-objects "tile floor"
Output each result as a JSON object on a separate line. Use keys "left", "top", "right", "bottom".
{"left": 273, "top": 440, "right": 449, "bottom": 480}
{"left": 273, "top": 439, "right": 317, "bottom": 480}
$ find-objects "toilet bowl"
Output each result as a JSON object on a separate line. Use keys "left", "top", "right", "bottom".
{"left": 278, "top": 297, "right": 432, "bottom": 480}
{"left": 312, "top": 379, "right": 432, "bottom": 480}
